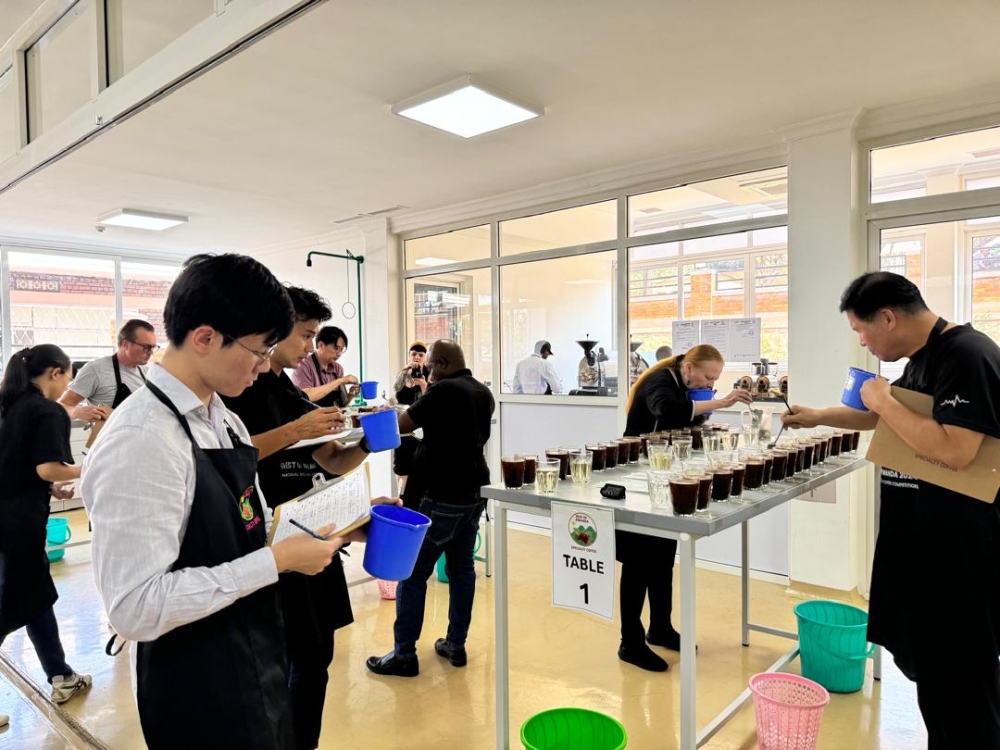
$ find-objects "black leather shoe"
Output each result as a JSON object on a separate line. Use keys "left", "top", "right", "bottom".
{"left": 617, "top": 643, "right": 668, "bottom": 672}
{"left": 434, "top": 638, "right": 468, "bottom": 667}
{"left": 366, "top": 651, "right": 419, "bottom": 677}
{"left": 646, "top": 628, "right": 698, "bottom": 653}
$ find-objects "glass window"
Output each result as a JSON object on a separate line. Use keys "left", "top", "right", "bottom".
{"left": 871, "top": 126, "right": 1000, "bottom": 204}
{"left": 500, "top": 200, "right": 616, "bottom": 256}
{"left": 105, "top": 0, "right": 215, "bottom": 82}
{"left": 406, "top": 268, "right": 492, "bottom": 385}
{"left": 628, "top": 167, "right": 787, "bottom": 237}
{"left": 972, "top": 231, "right": 1000, "bottom": 343}
{"left": 0, "top": 66, "right": 16, "bottom": 164}
{"left": 8, "top": 252, "right": 116, "bottom": 364}
{"left": 121, "top": 261, "right": 180, "bottom": 359}
{"left": 628, "top": 227, "right": 789, "bottom": 368}
{"left": 25, "top": 0, "right": 97, "bottom": 141}
{"left": 500, "top": 251, "right": 618, "bottom": 395}
{"left": 405, "top": 225, "right": 490, "bottom": 270}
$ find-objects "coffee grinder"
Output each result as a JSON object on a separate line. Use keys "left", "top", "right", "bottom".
{"left": 574, "top": 336, "right": 609, "bottom": 396}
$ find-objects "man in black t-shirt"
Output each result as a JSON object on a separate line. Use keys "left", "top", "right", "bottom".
{"left": 784, "top": 272, "right": 1000, "bottom": 749}
{"left": 366, "top": 340, "right": 495, "bottom": 677}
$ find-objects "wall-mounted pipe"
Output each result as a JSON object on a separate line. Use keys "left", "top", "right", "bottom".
{"left": 306, "top": 250, "right": 365, "bottom": 381}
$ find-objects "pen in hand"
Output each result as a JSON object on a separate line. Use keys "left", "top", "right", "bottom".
{"left": 288, "top": 518, "right": 351, "bottom": 554}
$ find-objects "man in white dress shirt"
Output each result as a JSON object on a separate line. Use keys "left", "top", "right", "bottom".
{"left": 82, "top": 254, "right": 348, "bottom": 750}
{"left": 512, "top": 340, "right": 564, "bottom": 395}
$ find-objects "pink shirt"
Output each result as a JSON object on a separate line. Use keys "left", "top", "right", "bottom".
{"left": 291, "top": 353, "right": 343, "bottom": 390}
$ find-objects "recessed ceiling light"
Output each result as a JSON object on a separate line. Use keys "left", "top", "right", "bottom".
{"left": 392, "top": 75, "right": 542, "bottom": 138}
{"left": 414, "top": 256, "right": 457, "bottom": 267}
{"left": 97, "top": 209, "right": 188, "bottom": 231}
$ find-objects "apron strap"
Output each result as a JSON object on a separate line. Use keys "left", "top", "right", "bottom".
{"left": 146, "top": 381, "right": 197, "bottom": 444}
{"left": 105, "top": 631, "right": 126, "bottom": 657}
{"left": 112, "top": 354, "right": 123, "bottom": 389}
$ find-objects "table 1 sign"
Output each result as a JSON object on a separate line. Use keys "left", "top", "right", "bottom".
{"left": 550, "top": 502, "right": 616, "bottom": 620}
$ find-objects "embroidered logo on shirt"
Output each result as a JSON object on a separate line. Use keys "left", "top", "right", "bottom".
{"left": 238, "top": 486, "right": 255, "bottom": 521}
{"left": 940, "top": 394, "right": 970, "bottom": 408}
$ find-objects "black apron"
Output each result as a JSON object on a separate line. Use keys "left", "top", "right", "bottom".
{"left": 136, "top": 382, "right": 293, "bottom": 750}
{"left": 110, "top": 354, "right": 146, "bottom": 408}
{"left": 310, "top": 353, "right": 343, "bottom": 408}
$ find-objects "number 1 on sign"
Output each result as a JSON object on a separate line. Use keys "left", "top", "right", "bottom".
{"left": 580, "top": 583, "right": 589, "bottom": 604}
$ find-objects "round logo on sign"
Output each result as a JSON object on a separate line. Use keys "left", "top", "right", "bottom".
{"left": 568, "top": 512, "right": 598, "bottom": 547}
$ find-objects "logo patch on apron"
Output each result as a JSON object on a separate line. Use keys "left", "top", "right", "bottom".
{"left": 238, "top": 487, "right": 255, "bottom": 521}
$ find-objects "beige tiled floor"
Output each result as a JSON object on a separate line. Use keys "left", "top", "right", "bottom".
{"left": 0, "top": 510, "right": 927, "bottom": 749}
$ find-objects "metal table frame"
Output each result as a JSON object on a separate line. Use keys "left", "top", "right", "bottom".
{"left": 485, "top": 455, "right": 879, "bottom": 750}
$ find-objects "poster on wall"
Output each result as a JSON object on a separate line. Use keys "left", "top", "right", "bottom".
{"left": 700, "top": 319, "right": 731, "bottom": 359}
{"left": 671, "top": 320, "right": 700, "bottom": 354}
{"left": 730, "top": 318, "right": 762, "bottom": 362}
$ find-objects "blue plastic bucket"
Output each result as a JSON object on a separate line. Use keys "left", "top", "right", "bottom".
{"left": 436, "top": 531, "right": 483, "bottom": 583}
{"left": 363, "top": 505, "right": 432, "bottom": 581}
{"left": 688, "top": 388, "right": 715, "bottom": 417}
{"left": 358, "top": 409, "right": 401, "bottom": 451}
{"left": 841, "top": 368, "right": 876, "bottom": 411}
{"left": 360, "top": 380, "right": 379, "bottom": 399}
{"left": 46, "top": 517, "right": 72, "bottom": 562}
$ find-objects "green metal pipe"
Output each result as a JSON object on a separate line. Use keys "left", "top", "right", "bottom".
{"left": 305, "top": 250, "right": 365, "bottom": 381}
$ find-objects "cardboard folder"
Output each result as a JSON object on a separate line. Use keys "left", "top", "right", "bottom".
{"left": 84, "top": 410, "right": 113, "bottom": 450}
{"left": 866, "top": 386, "right": 1000, "bottom": 503}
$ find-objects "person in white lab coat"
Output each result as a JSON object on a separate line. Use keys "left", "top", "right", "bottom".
{"left": 511, "top": 341, "right": 563, "bottom": 395}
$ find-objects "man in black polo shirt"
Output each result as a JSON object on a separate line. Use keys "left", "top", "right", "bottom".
{"left": 366, "top": 340, "right": 494, "bottom": 677}
{"left": 223, "top": 286, "right": 372, "bottom": 750}
{"left": 784, "top": 272, "right": 1000, "bottom": 749}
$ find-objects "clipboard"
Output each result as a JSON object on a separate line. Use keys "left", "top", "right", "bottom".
{"left": 866, "top": 386, "right": 1000, "bottom": 503}
{"left": 266, "top": 463, "right": 372, "bottom": 545}
{"left": 84, "top": 410, "right": 113, "bottom": 449}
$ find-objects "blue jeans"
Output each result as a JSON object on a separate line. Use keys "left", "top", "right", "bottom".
{"left": 393, "top": 494, "right": 484, "bottom": 657}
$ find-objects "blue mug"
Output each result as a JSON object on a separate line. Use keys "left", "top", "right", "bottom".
{"left": 841, "top": 367, "right": 877, "bottom": 411}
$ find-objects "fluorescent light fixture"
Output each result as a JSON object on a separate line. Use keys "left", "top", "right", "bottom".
{"left": 392, "top": 75, "right": 542, "bottom": 138}
{"left": 414, "top": 256, "right": 457, "bottom": 267}
{"left": 98, "top": 209, "right": 188, "bottom": 231}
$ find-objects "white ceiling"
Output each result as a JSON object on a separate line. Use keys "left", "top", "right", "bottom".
{"left": 3, "top": 0, "right": 1000, "bottom": 255}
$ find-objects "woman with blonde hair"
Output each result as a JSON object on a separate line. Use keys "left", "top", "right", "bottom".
{"left": 617, "top": 344, "right": 752, "bottom": 671}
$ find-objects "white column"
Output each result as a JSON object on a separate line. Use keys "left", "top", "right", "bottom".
{"left": 786, "top": 120, "right": 867, "bottom": 590}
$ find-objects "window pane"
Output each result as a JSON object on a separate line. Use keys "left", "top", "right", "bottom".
{"left": 0, "top": 66, "right": 16, "bottom": 163}
{"left": 628, "top": 167, "right": 787, "bottom": 237}
{"left": 754, "top": 253, "right": 788, "bottom": 362}
{"left": 629, "top": 250, "right": 678, "bottom": 362}
{"left": 877, "top": 217, "right": 1000, "bottom": 379}
{"left": 8, "top": 252, "right": 116, "bottom": 364}
{"left": 122, "top": 261, "right": 180, "bottom": 359}
{"left": 405, "top": 225, "right": 490, "bottom": 270}
{"left": 871, "top": 126, "right": 1000, "bottom": 204}
{"left": 26, "top": 0, "right": 96, "bottom": 141}
{"left": 406, "top": 268, "right": 492, "bottom": 385}
{"left": 500, "top": 200, "right": 616, "bottom": 255}
{"left": 501, "top": 252, "right": 618, "bottom": 395}
{"left": 683, "top": 259, "right": 745, "bottom": 317}
{"left": 105, "top": 0, "right": 215, "bottom": 82}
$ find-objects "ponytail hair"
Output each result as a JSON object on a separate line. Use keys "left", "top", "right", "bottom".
{"left": 625, "top": 344, "right": 724, "bottom": 414}
{"left": 0, "top": 344, "right": 71, "bottom": 415}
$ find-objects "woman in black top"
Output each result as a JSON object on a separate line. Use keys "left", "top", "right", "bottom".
{"left": 392, "top": 342, "right": 429, "bottom": 505}
{"left": 617, "top": 344, "right": 752, "bottom": 672}
{"left": 0, "top": 345, "right": 92, "bottom": 704}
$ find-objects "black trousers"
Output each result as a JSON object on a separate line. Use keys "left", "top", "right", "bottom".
{"left": 0, "top": 606, "right": 73, "bottom": 682}
{"left": 615, "top": 530, "right": 676, "bottom": 647}
{"left": 913, "top": 654, "right": 1000, "bottom": 749}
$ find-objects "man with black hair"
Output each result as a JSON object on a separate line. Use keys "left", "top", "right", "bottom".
{"left": 82, "top": 255, "right": 350, "bottom": 750}
{"left": 783, "top": 271, "right": 1000, "bottom": 749}
{"left": 292, "top": 325, "right": 358, "bottom": 407}
{"left": 222, "top": 286, "right": 373, "bottom": 750}
{"left": 59, "top": 318, "right": 157, "bottom": 427}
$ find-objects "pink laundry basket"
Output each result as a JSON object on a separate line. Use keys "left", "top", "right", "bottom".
{"left": 749, "top": 672, "right": 830, "bottom": 750}
{"left": 377, "top": 579, "right": 398, "bottom": 600}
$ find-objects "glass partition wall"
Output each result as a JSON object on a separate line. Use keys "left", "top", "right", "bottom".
{"left": 401, "top": 166, "right": 790, "bottom": 406}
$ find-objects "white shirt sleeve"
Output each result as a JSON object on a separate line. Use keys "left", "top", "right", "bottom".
{"left": 82, "top": 423, "right": 279, "bottom": 642}
{"left": 545, "top": 361, "right": 564, "bottom": 394}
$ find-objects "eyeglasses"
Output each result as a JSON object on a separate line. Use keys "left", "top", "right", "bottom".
{"left": 330, "top": 344, "right": 347, "bottom": 353}
{"left": 227, "top": 337, "right": 277, "bottom": 364}
{"left": 130, "top": 341, "right": 160, "bottom": 354}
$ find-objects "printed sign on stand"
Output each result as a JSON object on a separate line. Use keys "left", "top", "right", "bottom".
{"left": 551, "top": 502, "right": 616, "bottom": 620}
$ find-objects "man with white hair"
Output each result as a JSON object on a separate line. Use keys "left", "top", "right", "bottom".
{"left": 512, "top": 340, "right": 563, "bottom": 395}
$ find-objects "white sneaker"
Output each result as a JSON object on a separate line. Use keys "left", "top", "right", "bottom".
{"left": 0, "top": 714, "right": 8, "bottom": 727}
{"left": 50, "top": 673, "right": 92, "bottom": 704}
